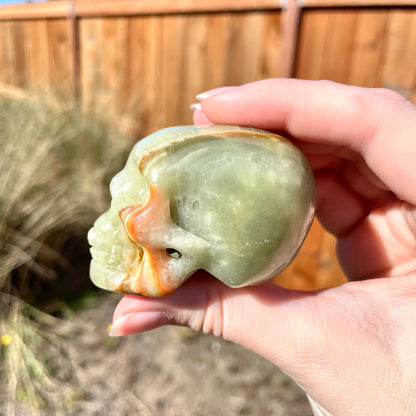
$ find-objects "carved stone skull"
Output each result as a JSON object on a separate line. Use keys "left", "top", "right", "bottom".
{"left": 88, "top": 125, "right": 316, "bottom": 297}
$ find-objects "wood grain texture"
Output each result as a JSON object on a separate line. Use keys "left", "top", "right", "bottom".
{"left": 123, "top": 16, "right": 161, "bottom": 135}
{"left": 319, "top": 10, "right": 358, "bottom": 83}
{"left": 79, "top": 18, "right": 102, "bottom": 112}
{"left": 46, "top": 19, "right": 72, "bottom": 88}
{"left": 0, "top": 0, "right": 281, "bottom": 21}
{"left": 294, "top": 7, "right": 416, "bottom": 289}
{"left": 78, "top": 11, "right": 282, "bottom": 133}
{"left": 296, "top": 10, "right": 330, "bottom": 80}
{"left": 75, "top": 0, "right": 281, "bottom": 17}
{"left": 1, "top": 0, "right": 415, "bottom": 20}
{"left": 348, "top": 10, "right": 388, "bottom": 87}
{"left": 0, "top": 1, "right": 68, "bottom": 20}
{"left": 381, "top": 9, "right": 416, "bottom": 99}
{"left": 305, "top": 0, "right": 416, "bottom": 6}
{"left": 23, "top": 20, "right": 48, "bottom": 86}
{"left": 296, "top": 8, "right": 416, "bottom": 94}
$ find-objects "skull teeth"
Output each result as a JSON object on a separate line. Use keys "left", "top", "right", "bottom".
{"left": 88, "top": 207, "right": 145, "bottom": 290}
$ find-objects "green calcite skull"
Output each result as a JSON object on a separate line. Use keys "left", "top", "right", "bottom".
{"left": 88, "top": 125, "right": 316, "bottom": 297}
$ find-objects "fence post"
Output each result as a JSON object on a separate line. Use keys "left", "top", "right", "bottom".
{"left": 279, "top": 0, "right": 302, "bottom": 78}
{"left": 68, "top": 0, "right": 80, "bottom": 98}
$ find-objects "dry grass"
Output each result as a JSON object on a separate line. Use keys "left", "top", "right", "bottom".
{"left": 0, "top": 92, "right": 132, "bottom": 289}
{"left": 0, "top": 91, "right": 134, "bottom": 413}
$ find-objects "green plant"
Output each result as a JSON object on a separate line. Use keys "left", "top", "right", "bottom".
{"left": 0, "top": 91, "right": 135, "bottom": 413}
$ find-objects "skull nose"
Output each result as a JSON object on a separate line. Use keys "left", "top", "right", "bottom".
{"left": 119, "top": 184, "right": 171, "bottom": 245}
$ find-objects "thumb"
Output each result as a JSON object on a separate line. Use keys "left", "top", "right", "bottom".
{"left": 109, "top": 271, "right": 414, "bottom": 415}
{"left": 109, "top": 272, "right": 324, "bottom": 379}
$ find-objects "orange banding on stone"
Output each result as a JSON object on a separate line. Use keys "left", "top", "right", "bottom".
{"left": 117, "top": 185, "right": 178, "bottom": 297}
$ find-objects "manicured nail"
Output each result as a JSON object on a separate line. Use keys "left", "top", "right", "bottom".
{"left": 109, "top": 311, "right": 171, "bottom": 337}
{"left": 190, "top": 103, "right": 202, "bottom": 112}
{"left": 196, "top": 87, "right": 233, "bottom": 101}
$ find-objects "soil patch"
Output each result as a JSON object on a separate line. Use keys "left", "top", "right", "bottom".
{"left": 1, "top": 293, "right": 313, "bottom": 416}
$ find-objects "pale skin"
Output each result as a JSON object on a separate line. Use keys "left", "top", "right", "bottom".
{"left": 110, "top": 79, "right": 416, "bottom": 415}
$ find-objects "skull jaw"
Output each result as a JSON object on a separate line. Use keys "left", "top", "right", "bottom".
{"left": 113, "top": 245, "right": 191, "bottom": 297}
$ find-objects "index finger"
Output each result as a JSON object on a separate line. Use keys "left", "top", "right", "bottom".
{"left": 196, "top": 79, "right": 416, "bottom": 205}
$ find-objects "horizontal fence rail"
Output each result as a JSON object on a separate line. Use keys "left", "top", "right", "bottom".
{"left": 0, "top": 0, "right": 278, "bottom": 20}
{"left": 0, "top": 0, "right": 415, "bottom": 20}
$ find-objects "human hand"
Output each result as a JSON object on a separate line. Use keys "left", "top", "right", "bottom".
{"left": 110, "top": 79, "right": 416, "bottom": 415}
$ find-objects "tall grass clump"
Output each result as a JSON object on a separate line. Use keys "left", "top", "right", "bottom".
{"left": 0, "top": 91, "right": 135, "bottom": 413}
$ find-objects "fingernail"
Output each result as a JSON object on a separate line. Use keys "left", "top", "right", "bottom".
{"left": 196, "top": 87, "right": 232, "bottom": 101}
{"left": 109, "top": 311, "right": 171, "bottom": 337}
{"left": 190, "top": 103, "right": 202, "bottom": 112}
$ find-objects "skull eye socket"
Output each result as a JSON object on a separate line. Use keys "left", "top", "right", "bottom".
{"left": 166, "top": 248, "right": 182, "bottom": 259}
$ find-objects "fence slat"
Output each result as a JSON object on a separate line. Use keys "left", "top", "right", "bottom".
{"left": 381, "top": 10, "right": 416, "bottom": 98}
{"left": 46, "top": 19, "right": 72, "bottom": 88}
{"left": 79, "top": 18, "right": 102, "bottom": 112}
{"left": 347, "top": 10, "right": 388, "bottom": 87}
{"left": 296, "top": 10, "right": 329, "bottom": 80}
{"left": 124, "top": 16, "right": 158, "bottom": 135}
{"left": 319, "top": 10, "right": 358, "bottom": 83}
{"left": 24, "top": 20, "right": 48, "bottom": 86}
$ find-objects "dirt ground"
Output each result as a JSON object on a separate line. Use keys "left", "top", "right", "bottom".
{"left": 1, "top": 293, "right": 313, "bottom": 416}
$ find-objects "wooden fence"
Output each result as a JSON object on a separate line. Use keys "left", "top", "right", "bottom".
{"left": 1, "top": 0, "right": 415, "bottom": 290}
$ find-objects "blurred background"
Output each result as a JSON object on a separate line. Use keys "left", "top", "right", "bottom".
{"left": 0, "top": 0, "right": 415, "bottom": 415}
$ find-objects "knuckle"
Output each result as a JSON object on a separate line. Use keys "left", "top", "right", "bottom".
{"left": 373, "top": 87, "right": 407, "bottom": 104}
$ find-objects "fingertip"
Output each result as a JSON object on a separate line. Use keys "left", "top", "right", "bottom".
{"left": 110, "top": 311, "right": 171, "bottom": 336}
{"left": 192, "top": 106, "right": 214, "bottom": 125}
{"left": 112, "top": 294, "right": 144, "bottom": 323}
